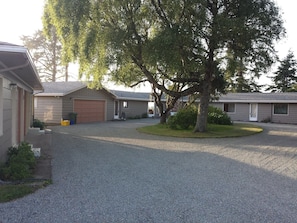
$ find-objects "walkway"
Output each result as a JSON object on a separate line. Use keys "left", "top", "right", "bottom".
{"left": 1, "top": 119, "right": 297, "bottom": 222}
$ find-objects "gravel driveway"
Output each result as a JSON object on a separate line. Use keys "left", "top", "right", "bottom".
{"left": 1, "top": 119, "right": 297, "bottom": 223}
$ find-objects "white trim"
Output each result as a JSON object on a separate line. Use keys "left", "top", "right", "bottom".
{"left": 0, "top": 44, "right": 27, "bottom": 53}
{"left": 115, "top": 97, "right": 151, "bottom": 101}
{"left": 35, "top": 86, "right": 88, "bottom": 97}
{"left": 249, "top": 103, "right": 258, "bottom": 121}
{"left": 114, "top": 100, "right": 119, "bottom": 119}
{"left": 35, "top": 93, "right": 64, "bottom": 97}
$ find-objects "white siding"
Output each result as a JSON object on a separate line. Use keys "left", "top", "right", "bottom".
{"left": 272, "top": 104, "right": 297, "bottom": 124}
{"left": 34, "top": 96, "right": 62, "bottom": 124}
{"left": 0, "top": 78, "right": 12, "bottom": 162}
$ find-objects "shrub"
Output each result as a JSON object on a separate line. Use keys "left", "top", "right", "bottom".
{"left": 32, "top": 119, "right": 45, "bottom": 130}
{"left": 142, "top": 113, "right": 148, "bottom": 118}
{"left": 167, "top": 105, "right": 232, "bottom": 130}
{"left": 0, "top": 142, "right": 36, "bottom": 181}
{"left": 207, "top": 106, "right": 232, "bottom": 125}
{"left": 167, "top": 106, "right": 197, "bottom": 129}
{"left": 261, "top": 117, "right": 271, "bottom": 123}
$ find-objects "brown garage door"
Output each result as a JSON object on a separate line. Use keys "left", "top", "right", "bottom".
{"left": 74, "top": 99, "right": 105, "bottom": 123}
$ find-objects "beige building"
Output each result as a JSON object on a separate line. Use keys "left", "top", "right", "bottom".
{"left": 212, "top": 93, "right": 297, "bottom": 124}
{"left": 34, "top": 82, "right": 152, "bottom": 124}
{"left": 0, "top": 42, "right": 43, "bottom": 162}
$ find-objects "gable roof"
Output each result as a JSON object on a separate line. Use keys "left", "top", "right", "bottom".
{"left": 36, "top": 81, "right": 152, "bottom": 101}
{"left": 109, "top": 90, "right": 151, "bottom": 101}
{"left": 37, "top": 82, "right": 297, "bottom": 104}
{"left": 216, "top": 92, "right": 297, "bottom": 103}
{"left": 37, "top": 81, "right": 87, "bottom": 96}
{"left": 0, "top": 41, "right": 43, "bottom": 91}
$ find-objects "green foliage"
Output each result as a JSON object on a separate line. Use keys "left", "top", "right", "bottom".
{"left": 138, "top": 123, "right": 263, "bottom": 138}
{"left": 0, "top": 180, "right": 52, "bottom": 203}
{"left": 168, "top": 106, "right": 232, "bottom": 130}
{"left": 0, "top": 142, "right": 36, "bottom": 181}
{"left": 128, "top": 115, "right": 141, "bottom": 119}
{"left": 44, "top": 0, "right": 285, "bottom": 131}
{"left": 167, "top": 106, "right": 197, "bottom": 130}
{"left": 225, "top": 55, "right": 262, "bottom": 92}
{"left": 0, "top": 184, "right": 37, "bottom": 203}
{"left": 127, "top": 114, "right": 149, "bottom": 119}
{"left": 267, "top": 51, "right": 297, "bottom": 92}
{"left": 142, "top": 113, "right": 148, "bottom": 118}
{"left": 207, "top": 106, "right": 232, "bottom": 125}
{"left": 33, "top": 119, "right": 45, "bottom": 130}
{"left": 261, "top": 117, "right": 271, "bottom": 123}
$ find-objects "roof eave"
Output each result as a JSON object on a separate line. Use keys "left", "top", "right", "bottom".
{"left": 0, "top": 44, "right": 43, "bottom": 91}
{"left": 116, "top": 97, "right": 151, "bottom": 101}
{"left": 34, "top": 93, "right": 64, "bottom": 97}
{"left": 215, "top": 100, "right": 297, "bottom": 103}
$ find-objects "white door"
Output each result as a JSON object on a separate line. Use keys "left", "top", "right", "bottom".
{"left": 249, "top": 103, "right": 258, "bottom": 121}
{"left": 114, "top": 101, "right": 119, "bottom": 119}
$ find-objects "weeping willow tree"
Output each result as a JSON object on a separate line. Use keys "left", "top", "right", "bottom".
{"left": 43, "top": 0, "right": 284, "bottom": 132}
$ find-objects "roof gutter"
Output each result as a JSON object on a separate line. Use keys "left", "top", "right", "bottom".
{"left": 215, "top": 100, "right": 297, "bottom": 103}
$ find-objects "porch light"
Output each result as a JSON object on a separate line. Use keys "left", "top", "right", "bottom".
{"left": 9, "top": 82, "right": 17, "bottom": 89}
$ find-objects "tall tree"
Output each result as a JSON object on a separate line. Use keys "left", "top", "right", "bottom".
{"left": 43, "top": 0, "right": 284, "bottom": 132}
{"left": 21, "top": 29, "right": 68, "bottom": 82}
{"left": 225, "top": 54, "right": 262, "bottom": 92}
{"left": 267, "top": 51, "right": 297, "bottom": 92}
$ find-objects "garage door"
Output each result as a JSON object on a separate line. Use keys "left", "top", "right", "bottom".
{"left": 74, "top": 99, "right": 105, "bottom": 123}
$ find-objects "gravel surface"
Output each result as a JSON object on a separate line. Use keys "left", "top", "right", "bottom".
{"left": 1, "top": 119, "right": 297, "bottom": 223}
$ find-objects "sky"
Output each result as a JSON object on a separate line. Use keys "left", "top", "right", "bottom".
{"left": 0, "top": 0, "right": 296, "bottom": 89}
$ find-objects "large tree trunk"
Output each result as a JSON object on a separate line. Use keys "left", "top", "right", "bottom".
{"left": 194, "top": 81, "right": 211, "bottom": 132}
{"left": 195, "top": 28, "right": 215, "bottom": 132}
{"left": 158, "top": 96, "right": 179, "bottom": 124}
{"left": 160, "top": 112, "right": 167, "bottom": 124}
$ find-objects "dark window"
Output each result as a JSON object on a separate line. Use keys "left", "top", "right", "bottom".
{"left": 274, "top": 104, "right": 288, "bottom": 115}
{"left": 224, "top": 103, "right": 235, "bottom": 113}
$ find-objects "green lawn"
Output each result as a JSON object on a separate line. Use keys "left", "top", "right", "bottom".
{"left": 0, "top": 184, "right": 38, "bottom": 203}
{"left": 138, "top": 123, "right": 263, "bottom": 138}
{"left": 0, "top": 180, "right": 51, "bottom": 203}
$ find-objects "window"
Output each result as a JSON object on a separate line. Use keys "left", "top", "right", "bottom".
{"left": 123, "top": 101, "right": 128, "bottom": 108}
{"left": 223, "top": 103, "right": 235, "bottom": 113}
{"left": 274, "top": 104, "right": 288, "bottom": 115}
